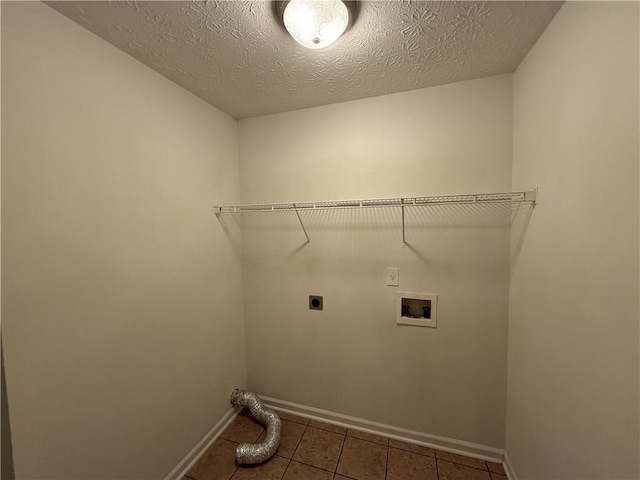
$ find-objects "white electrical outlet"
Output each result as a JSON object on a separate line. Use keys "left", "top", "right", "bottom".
{"left": 386, "top": 267, "right": 399, "bottom": 286}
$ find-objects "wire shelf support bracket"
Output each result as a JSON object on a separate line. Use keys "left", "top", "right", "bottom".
{"left": 294, "top": 207, "right": 310, "bottom": 246}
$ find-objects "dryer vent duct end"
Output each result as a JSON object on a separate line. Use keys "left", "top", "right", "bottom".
{"left": 229, "top": 389, "right": 281, "bottom": 464}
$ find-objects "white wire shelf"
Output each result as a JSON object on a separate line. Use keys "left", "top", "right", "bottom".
{"left": 214, "top": 189, "right": 537, "bottom": 246}
{"left": 214, "top": 190, "right": 536, "bottom": 214}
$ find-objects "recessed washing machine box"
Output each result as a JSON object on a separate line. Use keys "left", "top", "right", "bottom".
{"left": 396, "top": 292, "right": 438, "bottom": 328}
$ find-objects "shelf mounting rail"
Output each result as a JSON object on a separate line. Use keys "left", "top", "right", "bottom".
{"left": 214, "top": 189, "right": 537, "bottom": 246}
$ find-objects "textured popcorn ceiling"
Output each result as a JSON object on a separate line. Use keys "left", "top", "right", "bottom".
{"left": 48, "top": 1, "right": 562, "bottom": 119}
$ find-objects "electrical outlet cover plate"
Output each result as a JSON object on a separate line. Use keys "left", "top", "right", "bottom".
{"left": 386, "top": 267, "right": 399, "bottom": 286}
{"left": 396, "top": 292, "right": 437, "bottom": 328}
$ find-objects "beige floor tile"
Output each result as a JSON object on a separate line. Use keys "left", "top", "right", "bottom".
{"left": 388, "top": 438, "right": 435, "bottom": 457}
{"left": 231, "top": 456, "right": 289, "bottom": 480}
{"left": 438, "top": 460, "right": 492, "bottom": 480}
{"left": 282, "top": 461, "right": 334, "bottom": 480}
{"left": 277, "top": 411, "right": 310, "bottom": 425}
{"left": 487, "top": 462, "right": 506, "bottom": 475}
{"left": 257, "top": 419, "right": 307, "bottom": 459}
{"left": 333, "top": 476, "right": 351, "bottom": 480}
{"left": 308, "top": 419, "right": 348, "bottom": 435}
{"left": 221, "top": 410, "right": 264, "bottom": 444}
{"left": 490, "top": 474, "right": 507, "bottom": 480}
{"left": 292, "top": 427, "right": 345, "bottom": 471}
{"left": 336, "top": 436, "right": 387, "bottom": 480}
{"left": 435, "top": 451, "right": 488, "bottom": 470}
{"left": 186, "top": 438, "right": 238, "bottom": 480}
{"left": 386, "top": 447, "right": 437, "bottom": 480}
{"left": 346, "top": 429, "right": 389, "bottom": 446}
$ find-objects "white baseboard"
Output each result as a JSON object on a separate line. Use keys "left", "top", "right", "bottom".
{"left": 261, "top": 395, "right": 505, "bottom": 464}
{"left": 163, "top": 407, "right": 238, "bottom": 480}
{"left": 503, "top": 450, "right": 518, "bottom": 480}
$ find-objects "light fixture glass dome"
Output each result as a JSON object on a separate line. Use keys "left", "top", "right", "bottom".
{"left": 283, "top": 0, "right": 350, "bottom": 50}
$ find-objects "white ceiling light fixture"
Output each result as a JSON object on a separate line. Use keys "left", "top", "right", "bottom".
{"left": 281, "top": 0, "right": 353, "bottom": 50}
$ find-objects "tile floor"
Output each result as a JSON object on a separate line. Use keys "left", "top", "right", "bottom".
{"left": 185, "top": 409, "right": 508, "bottom": 480}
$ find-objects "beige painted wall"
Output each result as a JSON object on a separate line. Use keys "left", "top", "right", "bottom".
{"left": 1, "top": 3, "right": 245, "bottom": 479}
{"left": 508, "top": 2, "right": 640, "bottom": 478}
{"left": 238, "top": 75, "right": 513, "bottom": 448}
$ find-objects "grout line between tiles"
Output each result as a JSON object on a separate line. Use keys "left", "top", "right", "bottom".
{"left": 388, "top": 444, "right": 434, "bottom": 459}
{"left": 228, "top": 462, "right": 239, "bottom": 480}
{"left": 277, "top": 457, "right": 290, "bottom": 480}
{"left": 432, "top": 450, "right": 492, "bottom": 472}
{"left": 384, "top": 444, "right": 389, "bottom": 480}
{"left": 345, "top": 430, "right": 390, "bottom": 448}
{"left": 333, "top": 430, "right": 348, "bottom": 475}
{"left": 289, "top": 420, "right": 308, "bottom": 470}
{"left": 274, "top": 429, "right": 293, "bottom": 480}
{"left": 280, "top": 460, "right": 292, "bottom": 479}
{"left": 291, "top": 459, "right": 338, "bottom": 475}
{"left": 310, "top": 423, "right": 348, "bottom": 436}
{"left": 437, "top": 458, "right": 493, "bottom": 474}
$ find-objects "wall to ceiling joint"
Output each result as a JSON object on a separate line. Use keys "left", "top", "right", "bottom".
{"left": 46, "top": 1, "right": 562, "bottom": 119}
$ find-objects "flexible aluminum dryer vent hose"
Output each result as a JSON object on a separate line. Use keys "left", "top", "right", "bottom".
{"left": 230, "top": 389, "right": 281, "bottom": 464}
